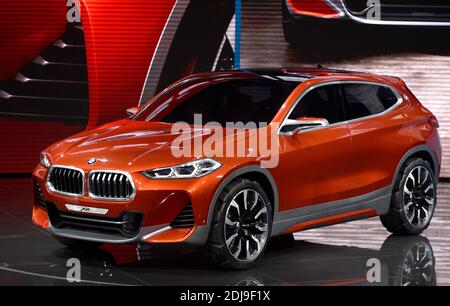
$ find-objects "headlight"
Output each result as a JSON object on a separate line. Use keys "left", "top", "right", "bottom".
{"left": 40, "top": 151, "right": 51, "bottom": 168}
{"left": 142, "top": 158, "right": 221, "bottom": 179}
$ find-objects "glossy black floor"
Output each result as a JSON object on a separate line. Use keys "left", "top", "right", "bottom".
{"left": 0, "top": 176, "right": 449, "bottom": 286}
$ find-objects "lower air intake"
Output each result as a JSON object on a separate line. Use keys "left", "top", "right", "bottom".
{"left": 171, "top": 203, "right": 195, "bottom": 228}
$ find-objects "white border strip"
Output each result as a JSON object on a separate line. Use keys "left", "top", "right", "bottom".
{"left": 0, "top": 266, "right": 135, "bottom": 286}
{"left": 138, "top": 0, "right": 190, "bottom": 105}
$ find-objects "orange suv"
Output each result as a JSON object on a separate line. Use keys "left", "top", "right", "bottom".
{"left": 32, "top": 68, "right": 441, "bottom": 269}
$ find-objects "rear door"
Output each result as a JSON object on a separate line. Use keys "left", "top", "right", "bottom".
{"left": 342, "top": 82, "right": 409, "bottom": 196}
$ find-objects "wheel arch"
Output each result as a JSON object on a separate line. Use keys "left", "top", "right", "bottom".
{"left": 206, "top": 166, "right": 279, "bottom": 227}
{"left": 392, "top": 145, "right": 439, "bottom": 189}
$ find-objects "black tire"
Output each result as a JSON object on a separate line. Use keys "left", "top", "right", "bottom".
{"left": 266, "top": 233, "right": 295, "bottom": 254}
{"left": 204, "top": 178, "right": 273, "bottom": 270}
{"left": 269, "top": 233, "right": 295, "bottom": 249}
{"left": 381, "top": 158, "right": 437, "bottom": 235}
{"left": 54, "top": 236, "right": 103, "bottom": 250}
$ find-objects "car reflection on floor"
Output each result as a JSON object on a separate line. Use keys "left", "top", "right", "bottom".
{"left": 30, "top": 234, "right": 434, "bottom": 286}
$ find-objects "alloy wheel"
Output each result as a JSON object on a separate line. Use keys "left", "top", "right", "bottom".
{"left": 403, "top": 166, "right": 435, "bottom": 228}
{"left": 224, "top": 189, "right": 269, "bottom": 262}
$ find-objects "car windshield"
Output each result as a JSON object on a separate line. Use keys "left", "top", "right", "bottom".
{"left": 133, "top": 77, "right": 300, "bottom": 126}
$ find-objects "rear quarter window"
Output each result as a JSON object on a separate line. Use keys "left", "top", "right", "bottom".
{"left": 342, "top": 83, "right": 399, "bottom": 121}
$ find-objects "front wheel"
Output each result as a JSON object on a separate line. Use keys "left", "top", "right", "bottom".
{"left": 381, "top": 158, "right": 437, "bottom": 235}
{"left": 205, "top": 178, "right": 272, "bottom": 269}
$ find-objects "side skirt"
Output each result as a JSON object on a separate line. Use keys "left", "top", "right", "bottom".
{"left": 271, "top": 186, "right": 391, "bottom": 236}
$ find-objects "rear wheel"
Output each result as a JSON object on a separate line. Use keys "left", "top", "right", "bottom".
{"left": 205, "top": 178, "right": 272, "bottom": 269}
{"left": 381, "top": 158, "right": 437, "bottom": 235}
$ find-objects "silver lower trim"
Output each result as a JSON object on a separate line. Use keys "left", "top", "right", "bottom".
{"left": 142, "top": 226, "right": 172, "bottom": 240}
{"left": 271, "top": 186, "right": 392, "bottom": 236}
{"left": 49, "top": 225, "right": 140, "bottom": 244}
{"left": 48, "top": 186, "right": 392, "bottom": 245}
{"left": 49, "top": 223, "right": 172, "bottom": 244}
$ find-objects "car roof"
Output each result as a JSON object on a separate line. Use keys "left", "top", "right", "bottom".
{"left": 183, "top": 67, "right": 404, "bottom": 88}
{"left": 240, "top": 67, "right": 367, "bottom": 78}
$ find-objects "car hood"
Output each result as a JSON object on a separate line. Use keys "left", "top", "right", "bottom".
{"left": 46, "top": 119, "right": 255, "bottom": 171}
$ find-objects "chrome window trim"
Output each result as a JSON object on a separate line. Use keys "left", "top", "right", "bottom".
{"left": 87, "top": 170, "right": 136, "bottom": 201}
{"left": 46, "top": 165, "right": 85, "bottom": 198}
{"left": 339, "top": 0, "right": 450, "bottom": 26}
{"left": 342, "top": 81, "right": 403, "bottom": 124}
{"left": 278, "top": 80, "right": 403, "bottom": 135}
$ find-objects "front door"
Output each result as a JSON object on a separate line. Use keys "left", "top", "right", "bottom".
{"left": 278, "top": 83, "right": 352, "bottom": 211}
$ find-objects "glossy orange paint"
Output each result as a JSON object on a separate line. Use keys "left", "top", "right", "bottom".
{"left": 286, "top": 0, "right": 343, "bottom": 19}
{"left": 32, "top": 206, "right": 50, "bottom": 229}
{"left": 32, "top": 68, "right": 442, "bottom": 245}
{"left": 145, "top": 228, "right": 194, "bottom": 244}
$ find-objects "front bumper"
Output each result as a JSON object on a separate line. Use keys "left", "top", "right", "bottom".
{"left": 32, "top": 164, "right": 221, "bottom": 246}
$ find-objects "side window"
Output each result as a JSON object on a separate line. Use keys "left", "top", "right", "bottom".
{"left": 342, "top": 83, "right": 399, "bottom": 121}
{"left": 288, "top": 84, "right": 343, "bottom": 124}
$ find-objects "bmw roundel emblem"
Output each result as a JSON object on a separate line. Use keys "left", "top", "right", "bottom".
{"left": 87, "top": 158, "right": 96, "bottom": 165}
